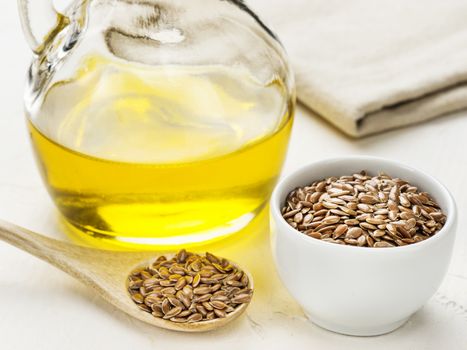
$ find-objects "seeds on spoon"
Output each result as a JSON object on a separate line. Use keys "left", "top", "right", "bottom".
{"left": 128, "top": 250, "right": 253, "bottom": 323}
{"left": 282, "top": 171, "right": 447, "bottom": 247}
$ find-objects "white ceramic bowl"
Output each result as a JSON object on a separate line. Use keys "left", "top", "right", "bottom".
{"left": 270, "top": 156, "right": 457, "bottom": 336}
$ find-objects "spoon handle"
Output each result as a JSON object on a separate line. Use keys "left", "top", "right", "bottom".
{"left": 0, "top": 219, "right": 77, "bottom": 272}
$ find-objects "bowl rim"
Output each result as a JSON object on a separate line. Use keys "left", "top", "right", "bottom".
{"left": 270, "top": 155, "right": 457, "bottom": 253}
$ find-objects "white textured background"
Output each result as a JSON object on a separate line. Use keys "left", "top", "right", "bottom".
{"left": 0, "top": 1, "right": 466, "bottom": 349}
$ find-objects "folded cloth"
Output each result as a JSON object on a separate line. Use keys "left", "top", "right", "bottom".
{"left": 247, "top": 0, "right": 467, "bottom": 137}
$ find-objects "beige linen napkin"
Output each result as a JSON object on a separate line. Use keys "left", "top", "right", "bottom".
{"left": 248, "top": 0, "right": 467, "bottom": 137}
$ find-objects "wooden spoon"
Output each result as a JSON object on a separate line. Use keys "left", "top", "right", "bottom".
{"left": 0, "top": 219, "right": 253, "bottom": 332}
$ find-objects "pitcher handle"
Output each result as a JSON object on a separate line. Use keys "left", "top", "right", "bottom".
{"left": 17, "top": 0, "right": 67, "bottom": 54}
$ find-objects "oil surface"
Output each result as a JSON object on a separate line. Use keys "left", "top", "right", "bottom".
{"left": 28, "top": 56, "right": 293, "bottom": 247}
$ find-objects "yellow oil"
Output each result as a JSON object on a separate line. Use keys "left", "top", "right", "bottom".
{"left": 28, "top": 56, "right": 293, "bottom": 247}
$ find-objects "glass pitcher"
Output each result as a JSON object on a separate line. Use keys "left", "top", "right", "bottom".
{"left": 18, "top": 0, "right": 295, "bottom": 248}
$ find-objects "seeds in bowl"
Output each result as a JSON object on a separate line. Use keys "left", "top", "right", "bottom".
{"left": 128, "top": 250, "right": 253, "bottom": 323}
{"left": 281, "top": 171, "right": 446, "bottom": 247}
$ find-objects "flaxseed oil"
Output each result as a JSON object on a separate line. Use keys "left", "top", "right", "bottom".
{"left": 28, "top": 56, "right": 293, "bottom": 247}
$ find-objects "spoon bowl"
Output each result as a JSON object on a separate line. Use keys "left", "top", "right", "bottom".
{"left": 0, "top": 220, "right": 253, "bottom": 332}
